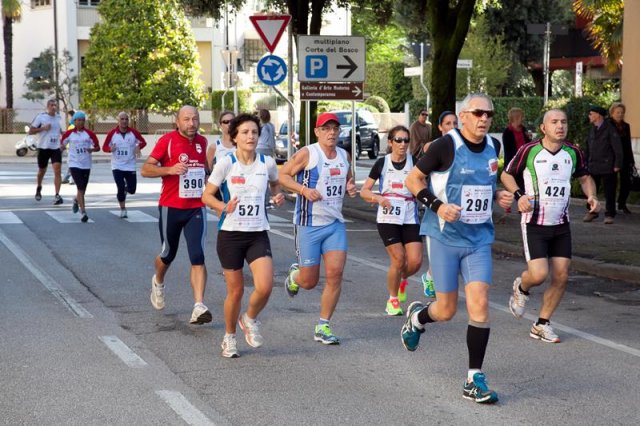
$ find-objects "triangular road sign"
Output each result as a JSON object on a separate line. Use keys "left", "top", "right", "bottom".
{"left": 249, "top": 14, "right": 291, "bottom": 53}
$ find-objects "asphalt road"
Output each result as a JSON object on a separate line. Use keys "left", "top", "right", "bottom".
{"left": 1, "top": 160, "right": 639, "bottom": 425}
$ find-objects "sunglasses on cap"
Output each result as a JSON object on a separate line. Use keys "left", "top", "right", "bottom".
{"left": 465, "top": 109, "right": 495, "bottom": 118}
{"left": 392, "top": 137, "right": 410, "bottom": 143}
{"left": 220, "top": 119, "right": 231, "bottom": 124}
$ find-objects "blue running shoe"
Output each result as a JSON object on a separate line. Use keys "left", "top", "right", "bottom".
{"left": 285, "top": 263, "right": 300, "bottom": 298}
{"left": 421, "top": 273, "right": 435, "bottom": 298}
{"left": 314, "top": 323, "right": 340, "bottom": 345}
{"left": 462, "top": 372, "right": 499, "bottom": 404}
{"left": 400, "top": 301, "right": 426, "bottom": 351}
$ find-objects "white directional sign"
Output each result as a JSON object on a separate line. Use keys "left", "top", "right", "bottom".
{"left": 404, "top": 66, "right": 421, "bottom": 77}
{"left": 297, "top": 36, "right": 366, "bottom": 82}
{"left": 457, "top": 59, "right": 473, "bottom": 69}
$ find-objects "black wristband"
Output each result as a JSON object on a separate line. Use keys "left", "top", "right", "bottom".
{"left": 416, "top": 188, "right": 431, "bottom": 207}
{"left": 514, "top": 189, "right": 523, "bottom": 201}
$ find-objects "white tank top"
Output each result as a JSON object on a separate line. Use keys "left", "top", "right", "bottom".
{"left": 294, "top": 144, "right": 349, "bottom": 226}
{"left": 376, "top": 154, "right": 419, "bottom": 225}
{"left": 214, "top": 138, "right": 236, "bottom": 163}
{"left": 211, "top": 153, "right": 278, "bottom": 232}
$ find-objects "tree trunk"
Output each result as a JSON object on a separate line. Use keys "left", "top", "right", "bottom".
{"left": 530, "top": 68, "right": 545, "bottom": 97}
{"left": 3, "top": 17, "right": 14, "bottom": 108}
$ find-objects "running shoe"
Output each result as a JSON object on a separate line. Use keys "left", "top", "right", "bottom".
{"left": 509, "top": 277, "right": 528, "bottom": 319}
{"left": 72, "top": 199, "right": 79, "bottom": 214}
{"left": 285, "top": 263, "right": 300, "bottom": 298}
{"left": 400, "top": 301, "right": 426, "bottom": 352}
{"left": 463, "top": 372, "right": 499, "bottom": 404}
{"left": 385, "top": 298, "right": 403, "bottom": 316}
{"left": 529, "top": 322, "right": 561, "bottom": 343}
{"left": 120, "top": 209, "right": 128, "bottom": 219}
{"left": 61, "top": 177, "right": 70, "bottom": 184}
{"left": 53, "top": 195, "right": 63, "bottom": 205}
{"left": 190, "top": 303, "right": 212, "bottom": 324}
{"left": 150, "top": 274, "right": 165, "bottom": 310}
{"left": 221, "top": 334, "right": 239, "bottom": 358}
{"left": 314, "top": 323, "right": 340, "bottom": 345}
{"left": 35, "top": 186, "right": 42, "bottom": 201}
{"left": 398, "top": 279, "right": 408, "bottom": 303}
{"left": 239, "top": 314, "right": 264, "bottom": 348}
{"left": 81, "top": 213, "right": 89, "bottom": 223}
{"left": 421, "top": 273, "right": 435, "bottom": 298}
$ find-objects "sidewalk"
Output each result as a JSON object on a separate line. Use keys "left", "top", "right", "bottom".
{"left": 339, "top": 194, "right": 640, "bottom": 285}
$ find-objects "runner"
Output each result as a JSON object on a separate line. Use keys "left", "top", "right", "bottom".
{"left": 206, "top": 111, "right": 236, "bottom": 172}
{"left": 102, "top": 112, "right": 147, "bottom": 218}
{"left": 60, "top": 111, "right": 100, "bottom": 223}
{"left": 140, "top": 105, "right": 211, "bottom": 325}
{"left": 501, "top": 109, "right": 599, "bottom": 343}
{"left": 278, "top": 112, "right": 357, "bottom": 345}
{"left": 30, "top": 99, "right": 64, "bottom": 205}
{"left": 359, "top": 125, "right": 422, "bottom": 315}
{"left": 400, "top": 94, "right": 512, "bottom": 404}
{"left": 202, "top": 113, "right": 284, "bottom": 358}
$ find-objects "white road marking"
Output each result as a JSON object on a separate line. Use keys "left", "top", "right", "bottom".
{"left": 0, "top": 228, "right": 93, "bottom": 318}
{"left": 46, "top": 210, "right": 95, "bottom": 223}
{"left": 0, "top": 211, "right": 22, "bottom": 224}
{"left": 155, "top": 390, "right": 216, "bottom": 426}
{"left": 109, "top": 210, "right": 158, "bottom": 222}
{"left": 269, "top": 228, "right": 640, "bottom": 358}
{"left": 99, "top": 335, "right": 148, "bottom": 368}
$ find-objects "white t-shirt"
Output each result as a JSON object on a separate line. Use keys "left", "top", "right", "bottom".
{"left": 63, "top": 129, "right": 100, "bottom": 169}
{"left": 31, "top": 112, "right": 62, "bottom": 150}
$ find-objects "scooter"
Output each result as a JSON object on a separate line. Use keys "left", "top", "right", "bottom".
{"left": 15, "top": 125, "right": 38, "bottom": 157}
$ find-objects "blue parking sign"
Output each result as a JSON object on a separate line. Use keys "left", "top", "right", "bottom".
{"left": 305, "top": 55, "right": 328, "bottom": 79}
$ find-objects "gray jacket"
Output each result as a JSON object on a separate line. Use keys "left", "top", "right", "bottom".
{"left": 585, "top": 119, "right": 623, "bottom": 175}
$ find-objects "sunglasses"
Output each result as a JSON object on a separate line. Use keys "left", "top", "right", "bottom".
{"left": 220, "top": 120, "right": 231, "bottom": 124}
{"left": 420, "top": 113, "right": 428, "bottom": 117}
{"left": 465, "top": 109, "right": 495, "bottom": 118}
{"left": 392, "top": 137, "right": 410, "bottom": 143}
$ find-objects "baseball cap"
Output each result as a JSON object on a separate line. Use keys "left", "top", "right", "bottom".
{"left": 589, "top": 105, "right": 607, "bottom": 117}
{"left": 72, "top": 111, "right": 87, "bottom": 121}
{"left": 316, "top": 112, "right": 340, "bottom": 127}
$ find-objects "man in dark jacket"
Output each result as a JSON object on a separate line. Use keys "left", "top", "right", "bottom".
{"left": 583, "top": 105, "right": 623, "bottom": 224}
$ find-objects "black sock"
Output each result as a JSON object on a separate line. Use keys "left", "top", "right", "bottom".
{"left": 467, "top": 324, "right": 490, "bottom": 370}
{"left": 417, "top": 302, "right": 436, "bottom": 324}
{"left": 536, "top": 318, "right": 549, "bottom": 326}
{"left": 518, "top": 284, "right": 530, "bottom": 295}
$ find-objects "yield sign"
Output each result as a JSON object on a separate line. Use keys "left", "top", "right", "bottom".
{"left": 249, "top": 14, "right": 291, "bottom": 53}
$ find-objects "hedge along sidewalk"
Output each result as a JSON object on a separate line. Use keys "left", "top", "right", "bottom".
{"left": 284, "top": 192, "right": 640, "bottom": 286}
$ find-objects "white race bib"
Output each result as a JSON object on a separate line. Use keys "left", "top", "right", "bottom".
{"left": 179, "top": 167, "right": 205, "bottom": 198}
{"left": 460, "top": 185, "right": 492, "bottom": 224}
{"left": 540, "top": 178, "right": 570, "bottom": 207}
{"left": 233, "top": 194, "right": 263, "bottom": 228}
{"left": 377, "top": 197, "right": 406, "bottom": 225}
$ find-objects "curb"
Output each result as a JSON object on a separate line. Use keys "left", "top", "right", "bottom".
{"left": 285, "top": 192, "right": 640, "bottom": 285}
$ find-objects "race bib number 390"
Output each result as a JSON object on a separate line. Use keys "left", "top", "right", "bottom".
{"left": 179, "top": 167, "right": 205, "bottom": 198}
{"left": 460, "top": 185, "right": 492, "bottom": 224}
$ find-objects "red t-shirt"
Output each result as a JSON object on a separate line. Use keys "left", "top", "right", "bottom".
{"left": 149, "top": 130, "right": 208, "bottom": 209}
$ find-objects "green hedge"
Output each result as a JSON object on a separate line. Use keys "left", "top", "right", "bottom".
{"left": 365, "top": 62, "right": 412, "bottom": 112}
{"left": 491, "top": 97, "right": 545, "bottom": 133}
{"left": 365, "top": 95, "right": 390, "bottom": 113}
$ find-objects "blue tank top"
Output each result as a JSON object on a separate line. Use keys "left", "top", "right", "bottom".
{"left": 421, "top": 131, "right": 499, "bottom": 247}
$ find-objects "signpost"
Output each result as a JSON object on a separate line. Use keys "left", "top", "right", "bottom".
{"left": 257, "top": 55, "right": 287, "bottom": 86}
{"left": 249, "top": 15, "right": 291, "bottom": 53}
{"left": 457, "top": 59, "right": 473, "bottom": 94}
{"left": 300, "top": 82, "right": 363, "bottom": 101}
{"left": 297, "top": 36, "right": 366, "bottom": 82}
{"left": 403, "top": 66, "right": 421, "bottom": 77}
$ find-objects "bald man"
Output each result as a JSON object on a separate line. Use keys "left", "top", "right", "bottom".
{"left": 141, "top": 106, "right": 212, "bottom": 325}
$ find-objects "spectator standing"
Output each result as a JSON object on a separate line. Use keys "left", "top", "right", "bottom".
{"left": 502, "top": 107, "right": 531, "bottom": 167}
{"left": 256, "top": 109, "right": 276, "bottom": 158}
{"left": 583, "top": 105, "right": 623, "bottom": 224}
{"left": 609, "top": 102, "right": 634, "bottom": 214}
{"left": 409, "top": 108, "right": 432, "bottom": 159}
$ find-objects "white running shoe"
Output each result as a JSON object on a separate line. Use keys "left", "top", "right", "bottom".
{"left": 239, "top": 314, "right": 263, "bottom": 348}
{"left": 120, "top": 209, "right": 128, "bottom": 219}
{"left": 509, "top": 277, "right": 528, "bottom": 318}
{"left": 150, "top": 275, "right": 165, "bottom": 310}
{"left": 221, "top": 334, "right": 239, "bottom": 358}
{"left": 530, "top": 322, "right": 561, "bottom": 343}
{"left": 189, "top": 303, "right": 212, "bottom": 324}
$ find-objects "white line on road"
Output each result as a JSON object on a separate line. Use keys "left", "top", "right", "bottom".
{"left": 269, "top": 228, "right": 640, "bottom": 358}
{"left": 99, "top": 336, "right": 148, "bottom": 368}
{"left": 155, "top": 390, "right": 216, "bottom": 426}
{"left": 0, "top": 228, "right": 93, "bottom": 318}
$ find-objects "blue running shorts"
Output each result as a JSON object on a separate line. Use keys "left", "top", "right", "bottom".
{"left": 294, "top": 220, "right": 347, "bottom": 267}
{"left": 426, "top": 237, "right": 492, "bottom": 293}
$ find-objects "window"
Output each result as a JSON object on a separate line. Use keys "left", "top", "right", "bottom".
{"left": 78, "top": 0, "right": 101, "bottom": 6}
{"left": 31, "top": 0, "right": 51, "bottom": 8}
{"left": 243, "top": 39, "right": 264, "bottom": 69}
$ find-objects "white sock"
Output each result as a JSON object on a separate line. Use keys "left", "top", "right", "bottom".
{"left": 467, "top": 369, "right": 481, "bottom": 382}
{"left": 411, "top": 312, "right": 424, "bottom": 330}
{"left": 224, "top": 332, "right": 235, "bottom": 338}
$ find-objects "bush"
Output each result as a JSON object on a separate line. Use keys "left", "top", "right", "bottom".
{"left": 317, "top": 101, "right": 379, "bottom": 114}
{"left": 364, "top": 95, "right": 390, "bottom": 113}
{"left": 366, "top": 62, "right": 413, "bottom": 112}
{"left": 491, "top": 97, "right": 545, "bottom": 133}
{"left": 210, "top": 89, "right": 252, "bottom": 130}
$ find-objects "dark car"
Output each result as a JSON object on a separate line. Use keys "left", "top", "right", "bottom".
{"left": 333, "top": 109, "right": 380, "bottom": 159}
{"left": 275, "top": 121, "right": 299, "bottom": 164}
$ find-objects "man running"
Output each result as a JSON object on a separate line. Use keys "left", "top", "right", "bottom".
{"left": 30, "top": 99, "right": 64, "bottom": 205}
{"left": 501, "top": 109, "right": 599, "bottom": 343}
{"left": 278, "top": 112, "right": 357, "bottom": 345}
{"left": 401, "top": 93, "right": 512, "bottom": 404}
{"left": 141, "top": 105, "right": 211, "bottom": 325}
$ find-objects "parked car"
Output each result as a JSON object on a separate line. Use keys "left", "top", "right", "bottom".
{"left": 275, "top": 121, "right": 299, "bottom": 164}
{"left": 333, "top": 109, "right": 380, "bottom": 159}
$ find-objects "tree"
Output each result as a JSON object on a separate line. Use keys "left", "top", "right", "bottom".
{"left": 23, "top": 48, "right": 78, "bottom": 113}
{"left": 573, "top": 0, "right": 623, "bottom": 73}
{"left": 2, "top": 0, "right": 21, "bottom": 108}
{"left": 81, "top": 0, "right": 205, "bottom": 112}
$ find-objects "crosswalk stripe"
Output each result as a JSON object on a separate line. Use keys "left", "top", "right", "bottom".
{"left": 46, "top": 211, "right": 95, "bottom": 223}
{"left": 0, "top": 212, "right": 22, "bottom": 224}
{"left": 109, "top": 210, "right": 158, "bottom": 222}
